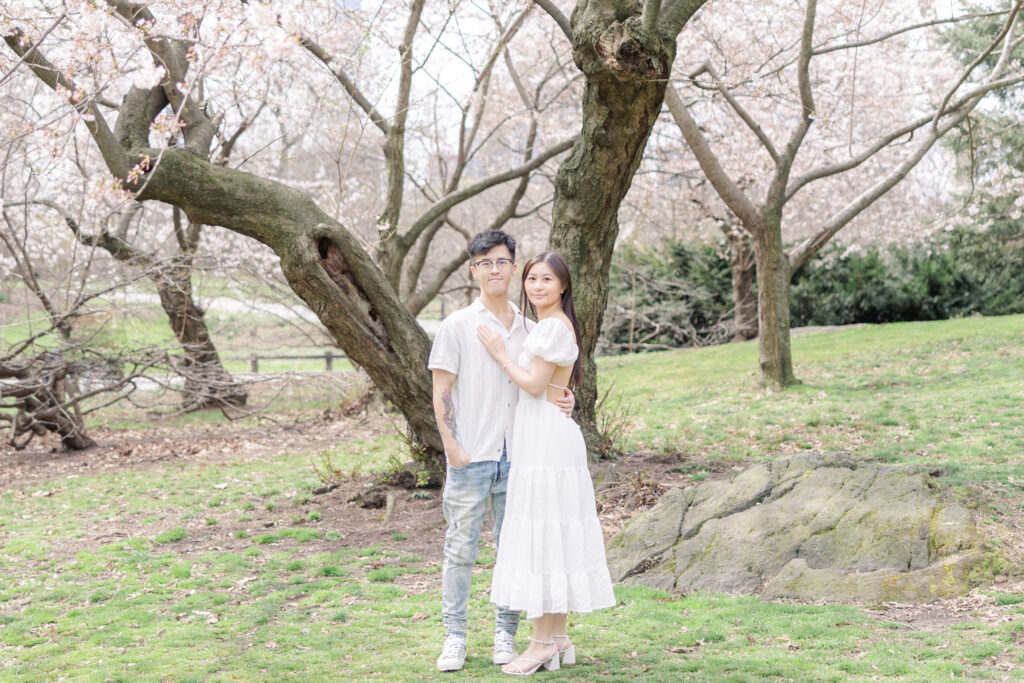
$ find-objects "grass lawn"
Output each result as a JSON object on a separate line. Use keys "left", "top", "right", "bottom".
{"left": 1, "top": 315, "right": 1023, "bottom": 680}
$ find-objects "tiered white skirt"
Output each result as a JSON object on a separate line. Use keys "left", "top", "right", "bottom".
{"left": 491, "top": 399, "right": 616, "bottom": 619}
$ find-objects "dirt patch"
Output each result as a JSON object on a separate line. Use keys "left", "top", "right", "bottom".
{"left": 867, "top": 580, "right": 1024, "bottom": 630}
{"left": 0, "top": 415, "right": 696, "bottom": 586}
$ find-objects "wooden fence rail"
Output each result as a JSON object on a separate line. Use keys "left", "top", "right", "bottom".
{"left": 222, "top": 351, "right": 344, "bottom": 373}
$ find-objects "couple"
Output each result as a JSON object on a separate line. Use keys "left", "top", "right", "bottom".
{"left": 428, "top": 230, "right": 615, "bottom": 675}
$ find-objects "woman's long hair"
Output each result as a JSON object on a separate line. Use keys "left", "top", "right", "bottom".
{"left": 520, "top": 251, "right": 583, "bottom": 387}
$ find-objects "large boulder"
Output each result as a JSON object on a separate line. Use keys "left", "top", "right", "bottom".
{"left": 606, "top": 453, "right": 1004, "bottom": 602}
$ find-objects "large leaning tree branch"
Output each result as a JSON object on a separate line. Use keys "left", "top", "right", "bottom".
{"left": 2, "top": 25, "right": 450, "bottom": 469}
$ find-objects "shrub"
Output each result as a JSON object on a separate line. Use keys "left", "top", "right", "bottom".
{"left": 603, "top": 219, "right": 1024, "bottom": 353}
{"left": 600, "top": 240, "right": 734, "bottom": 353}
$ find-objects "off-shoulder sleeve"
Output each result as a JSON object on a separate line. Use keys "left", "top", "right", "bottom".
{"left": 522, "top": 318, "right": 578, "bottom": 366}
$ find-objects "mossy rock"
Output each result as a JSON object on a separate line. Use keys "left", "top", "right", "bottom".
{"left": 607, "top": 453, "right": 1009, "bottom": 602}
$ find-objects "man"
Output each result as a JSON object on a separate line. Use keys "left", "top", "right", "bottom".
{"left": 428, "top": 230, "right": 573, "bottom": 672}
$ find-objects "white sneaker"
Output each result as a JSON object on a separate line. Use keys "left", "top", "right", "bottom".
{"left": 493, "top": 630, "right": 517, "bottom": 665}
{"left": 437, "top": 634, "right": 467, "bottom": 672}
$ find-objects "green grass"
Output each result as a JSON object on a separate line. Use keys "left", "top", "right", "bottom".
{"left": 1, "top": 315, "right": 1023, "bottom": 679}
{"left": 601, "top": 315, "right": 1024, "bottom": 487}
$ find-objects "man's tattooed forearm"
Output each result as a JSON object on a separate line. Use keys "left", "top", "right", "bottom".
{"left": 441, "top": 388, "right": 457, "bottom": 438}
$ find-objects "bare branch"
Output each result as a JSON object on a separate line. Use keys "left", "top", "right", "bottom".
{"left": 403, "top": 137, "right": 576, "bottom": 247}
{"left": 378, "top": 0, "right": 427, "bottom": 246}
{"left": 21, "top": 198, "right": 148, "bottom": 265}
{"left": 663, "top": 86, "right": 760, "bottom": 230}
{"left": 3, "top": 32, "right": 131, "bottom": 177}
{"left": 503, "top": 47, "right": 533, "bottom": 109}
{"left": 788, "top": 72, "right": 1024, "bottom": 199}
{"left": 532, "top": 0, "right": 573, "bottom": 43}
{"left": 786, "top": 64, "right": 1024, "bottom": 273}
{"left": 813, "top": 10, "right": 1011, "bottom": 57}
{"left": 406, "top": 248, "right": 471, "bottom": 316}
{"left": 0, "top": 206, "right": 69, "bottom": 334}
{"left": 218, "top": 101, "right": 266, "bottom": 165}
{"left": 933, "top": 1, "right": 1022, "bottom": 131}
{"left": 455, "top": 5, "right": 532, "bottom": 183}
{"left": 443, "top": 216, "right": 473, "bottom": 240}
{"left": 767, "top": 0, "right": 817, "bottom": 204}
{"left": 688, "top": 61, "right": 779, "bottom": 163}
{"left": 298, "top": 34, "right": 390, "bottom": 135}
{"left": 787, "top": 123, "right": 952, "bottom": 272}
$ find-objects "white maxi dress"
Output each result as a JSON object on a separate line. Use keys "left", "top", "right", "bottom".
{"left": 490, "top": 318, "right": 616, "bottom": 619}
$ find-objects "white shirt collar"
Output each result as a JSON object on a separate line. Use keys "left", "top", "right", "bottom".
{"left": 471, "top": 297, "right": 525, "bottom": 332}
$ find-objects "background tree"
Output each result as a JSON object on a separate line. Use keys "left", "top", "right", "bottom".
{"left": 0, "top": 199, "right": 163, "bottom": 449}
{"left": 663, "top": 0, "right": 1024, "bottom": 386}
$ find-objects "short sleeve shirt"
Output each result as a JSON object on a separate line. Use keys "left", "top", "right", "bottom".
{"left": 427, "top": 298, "right": 532, "bottom": 463}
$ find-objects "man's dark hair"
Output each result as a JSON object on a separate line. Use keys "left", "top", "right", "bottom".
{"left": 467, "top": 230, "right": 516, "bottom": 260}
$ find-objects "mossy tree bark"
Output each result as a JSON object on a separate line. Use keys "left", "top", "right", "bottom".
{"left": 544, "top": 0, "right": 708, "bottom": 445}
{"left": 753, "top": 210, "right": 796, "bottom": 386}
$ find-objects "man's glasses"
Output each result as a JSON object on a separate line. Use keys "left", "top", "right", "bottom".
{"left": 473, "top": 258, "right": 513, "bottom": 270}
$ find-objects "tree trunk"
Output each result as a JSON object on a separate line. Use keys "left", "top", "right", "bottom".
{"left": 79, "top": 206, "right": 249, "bottom": 412}
{"left": 549, "top": 11, "right": 675, "bottom": 446}
{"left": 753, "top": 212, "right": 798, "bottom": 387}
{"left": 1, "top": 357, "right": 97, "bottom": 450}
{"left": 155, "top": 269, "right": 247, "bottom": 410}
{"left": 725, "top": 230, "right": 758, "bottom": 341}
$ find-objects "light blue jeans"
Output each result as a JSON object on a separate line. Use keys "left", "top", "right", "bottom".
{"left": 441, "top": 450, "right": 520, "bottom": 639}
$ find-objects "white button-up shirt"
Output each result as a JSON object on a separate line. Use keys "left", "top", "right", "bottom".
{"left": 427, "top": 298, "right": 533, "bottom": 463}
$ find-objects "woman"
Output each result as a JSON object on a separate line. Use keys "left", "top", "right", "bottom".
{"left": 477, "top": 251, "right": 615, "bottom": 676}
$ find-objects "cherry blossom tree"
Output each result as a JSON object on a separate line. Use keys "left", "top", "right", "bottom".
{"left": 663, "top": 0, "right": 1024, "bottom": 386}
{"left": 1, "top": 0, "right": 575, "bottom": 467}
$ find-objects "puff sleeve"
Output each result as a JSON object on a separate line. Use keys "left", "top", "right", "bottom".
{"left": 522, "top": 318, "right": 578, "bottom": 366}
